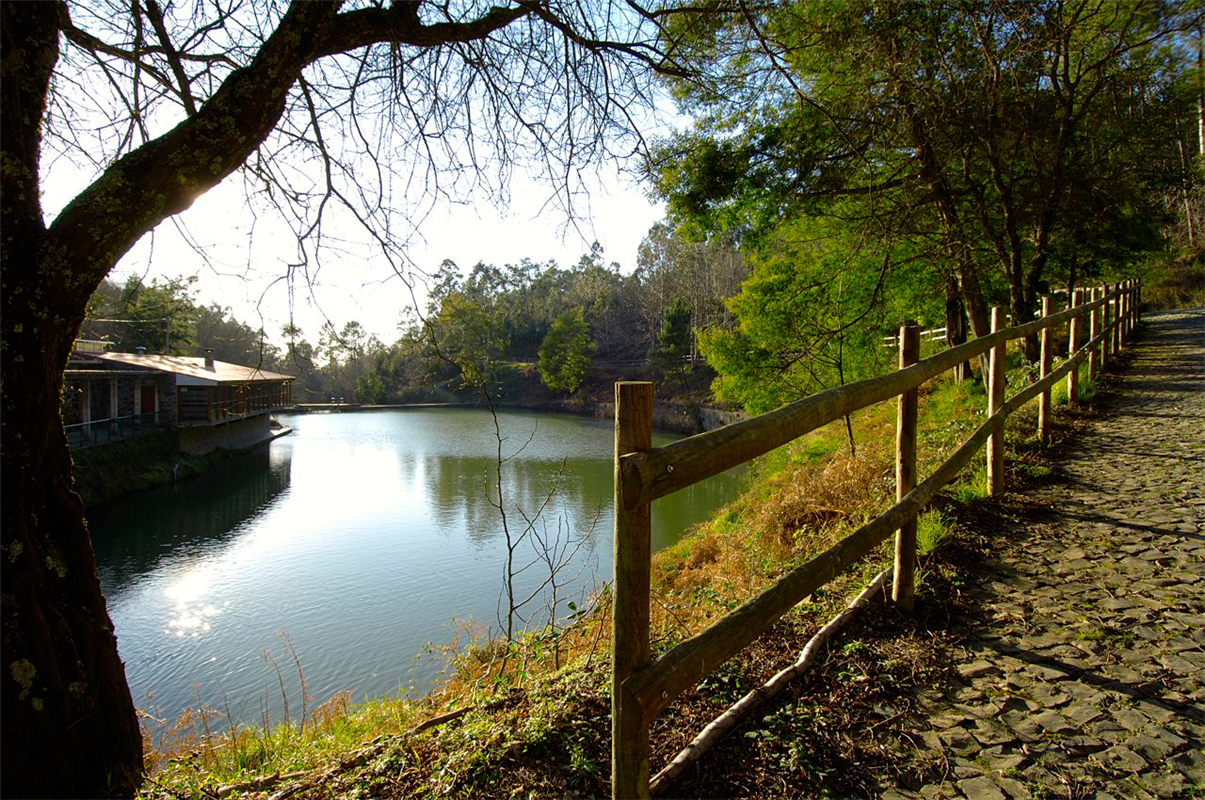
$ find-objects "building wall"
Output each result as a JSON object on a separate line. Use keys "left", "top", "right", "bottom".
{"left": 178, "top": 414, "right": 274, "bottom": 455}
{"left": 88, "top": 380, "right": 110, "bottom": 421}
{"left": 158, "top": 376, "right": 178, "bottom": 426}
{"left": 117, "top": 377, "right": 137, "bottom": 418}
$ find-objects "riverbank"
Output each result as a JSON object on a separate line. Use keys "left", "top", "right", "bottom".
{"left": 91, "top": 406, "right": 745, "bottom": 730}
{"left": 136, "top": 341, "right": 1116, "bottom": 799}
{"left": 128, "top": 358, "right": 999, "bottom": 794}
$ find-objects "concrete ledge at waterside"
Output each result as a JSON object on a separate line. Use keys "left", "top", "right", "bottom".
{"left": 72, "top": 420, "right": 293, "bottom": 508}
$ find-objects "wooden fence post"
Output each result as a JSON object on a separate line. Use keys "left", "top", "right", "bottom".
{"left": 1088, "top": 287, "right": 1099, "bottom": 380}
{"left": 987, "top": 307, "right": 1005, "bottom": 496}
{"left": 1125, "top": 280, "right": 1132, "bottom": 341}
{"left": 1129, "top": 279, "right": 1138, "bottom": 337}
{"left": 1113, "top": 279, "right": 1123, "bottom": 344}
{"left": 1123, "top": 281, "right": 1132, "bottom": 345}
{"left": 893, "top": 323, "right": 920, "bottom": 611}
{"left": 1067, "top": 289, "right": 1081, "bottom": 404}
{"left": 1101, "top": 285, "right": 1111, "bottom": 369}
{"left": 1136, "top": 277, "right": 1141, "bottom": 332}
{"left": 613, "top": 382, "right": 653, "bottom": 800}
{"left": 1111, "top": 283, "right": 1122, "bottom": 356}
{"left": 1038, "top": 296, "right": 1052, "bottom": 444}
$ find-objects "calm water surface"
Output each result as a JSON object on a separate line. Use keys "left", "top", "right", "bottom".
{"left": 89, "top": 408, "right": 744, "bottom": 725}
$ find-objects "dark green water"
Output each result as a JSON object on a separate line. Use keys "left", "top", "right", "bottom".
{"left": 89, "top": 408, "right": 745, "bottom": 725}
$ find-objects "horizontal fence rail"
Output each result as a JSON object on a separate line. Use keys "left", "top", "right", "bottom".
{"left": 611, "top": 280, "right": 1140, "bottom": 798}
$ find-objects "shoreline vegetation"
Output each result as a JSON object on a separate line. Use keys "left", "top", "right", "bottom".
{"left": 138, "top": 335, "right": 1115, "bottom": 800}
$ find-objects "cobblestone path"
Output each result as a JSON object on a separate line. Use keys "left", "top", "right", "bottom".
{"left": 884, "top": 309, "right": 1205, "bottom": 800}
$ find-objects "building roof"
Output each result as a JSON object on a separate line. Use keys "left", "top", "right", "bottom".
{"left": 94, "top": 353, "right": 294, "bottom": 384}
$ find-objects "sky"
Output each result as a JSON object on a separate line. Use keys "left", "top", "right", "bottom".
{"left": 45, "top": 155, "right": 665, "bottom": 348}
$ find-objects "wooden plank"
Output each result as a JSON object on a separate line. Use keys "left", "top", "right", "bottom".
{"left": 1038, "top": 296, "right": 1053, "bottom": 444}
{"left": 893, "top": 324, "right": 919, "bottom": 611}
{"left": 612, "top": 382, "right": 654, "bottom": 800}
{"left": 1101, "top": 285, "right": 1111, "bottom": 367}
{"left": 987, "top": 307, "right": 1006, "bottom": 497}
{"left": 618, "top": 295, "right": 1111, "bottom": 510}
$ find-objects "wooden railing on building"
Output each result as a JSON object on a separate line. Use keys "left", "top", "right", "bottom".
{"left": 610, "top": 279, "right": 1141, "bottom": 799}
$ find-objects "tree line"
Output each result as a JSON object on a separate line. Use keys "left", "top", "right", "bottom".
{"left": 82, "top": 230, "right": 748, "bottom": 403}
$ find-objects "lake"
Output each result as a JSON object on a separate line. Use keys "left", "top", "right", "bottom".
{"left": 88, "top": 408, "right": 745, "bottom": 727}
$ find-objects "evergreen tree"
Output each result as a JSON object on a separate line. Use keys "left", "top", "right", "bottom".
{"left": 538, "top": 308, "right": 594, "bottom": 394}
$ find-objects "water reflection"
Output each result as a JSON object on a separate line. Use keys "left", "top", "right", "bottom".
{"left": 88, "top": 409, "right": 743, "bottom": 726}
{"left": 91, "top": 447, "right": 290, "bottom": 591}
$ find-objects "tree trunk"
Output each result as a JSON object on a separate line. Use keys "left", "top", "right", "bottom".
{"left": 953, "top": 259, "right": 992, "bottom": 387}
{"left": 943, "top": 273, "right": 970, "bottom": 381}
{"left": 2, "top": 5, "right": 144, "bottom": 795}
{"left": 900, "top": 98, "right": 990, "bottom": 382}
{"left": 1, "top": 270, "right": 143, "bottom": 798}
{"left": 1007, "top": 278, "right": 1039, "bottom": 363}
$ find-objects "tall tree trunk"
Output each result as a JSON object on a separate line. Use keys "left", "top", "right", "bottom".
{"left": 1179, "top": 137, "right": 1197, "bottom": 247}
{"left": 1, "top": 287, "right": 144, "bottom": 800}
{"left": 2, "top": 5, "right": 144, "bottom": 796}
{"left": 1007, "top": 276, "right": 1039, "bottom": 363}
{"left": 1197, "top": 28, "right": 1203, "bottom": 159}
{"left": 900, "top": 97, "right": 991, "bottom": 383}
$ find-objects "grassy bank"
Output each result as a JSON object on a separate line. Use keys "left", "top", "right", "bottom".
{"left": 139, "top": 338, "right": 1116, "bottom": 799}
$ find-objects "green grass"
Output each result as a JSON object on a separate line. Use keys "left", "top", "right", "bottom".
{"left": 1049, "top": 362, "right": 1096, "bottom": 408}
{"left": 946, "top": 466, "right": 990, "bottom": 505}
{"left": 916, "top": 510, "right": 955, "bottom": 556}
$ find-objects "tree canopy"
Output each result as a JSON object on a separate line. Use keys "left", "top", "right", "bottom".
{"left": 653, "top": 0, "right": 1200, "bottom": 380}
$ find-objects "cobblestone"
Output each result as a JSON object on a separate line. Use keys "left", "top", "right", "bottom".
{"left": 878, "top": 310, "right": 1205, "bottom": 799}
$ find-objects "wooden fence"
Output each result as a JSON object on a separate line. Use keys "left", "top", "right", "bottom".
{"left": 610, "top": 279, "right": 1141, "bottom": 798}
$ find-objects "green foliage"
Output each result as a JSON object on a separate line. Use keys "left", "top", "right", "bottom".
{"left": 537, "top": 308, "right": 594, "bottom": 394}
{"left": 916, "top": 511, "right": 954, "bottom": 556}
{"left": 356, "top": 373, "right": 385, "bottom": 403}
{"left": 653, "top": 0, "right": 1194, "bottom": 363}
{"left": 81, "top": 275, "right": 202, "bottom": 355}
{"left": 697, "top": 213, "right": 931, "bottom": 414}
{"left": 195, "top": 303, "right": 280, "bottom": 366}
{"left": 647, "top": 297, "right": 692, "bottom": 377}
{"left": 433, "top": 293, "right": 508, "bottom": 389}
